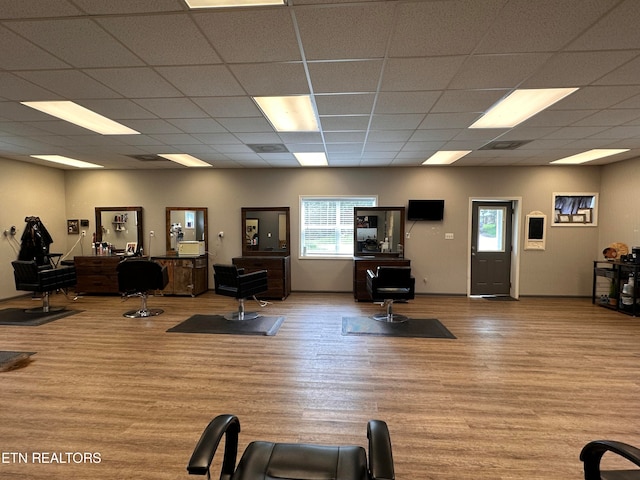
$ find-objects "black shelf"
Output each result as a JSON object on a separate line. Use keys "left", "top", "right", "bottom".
{"left": 593, "top": 260, "right": 640, "bottom": 316}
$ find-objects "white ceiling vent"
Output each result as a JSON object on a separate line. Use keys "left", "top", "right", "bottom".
{"left": 480, "top": 140, "right": 532, "bottom": 150}
{"left": 128, "top": 154, "right": 166, "bottom": 162}
{"left": 248, "top": 144, "right": 289, "bottom": 154}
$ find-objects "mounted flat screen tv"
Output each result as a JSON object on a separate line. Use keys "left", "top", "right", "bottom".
{"left": 407, "top": 199, "right": 444, "bottom": 221}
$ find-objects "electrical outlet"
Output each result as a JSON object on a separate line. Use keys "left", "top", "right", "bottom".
{"left": 149, "top": 231, "right": 154, "bottom": 237}
{"left": 81, "top": 230, "right": 86, "bottom": 237}
{"left": 406, "top": 232, "right": 410, "bottom": 238}
{"left": 218, "top": 231, "right": 224, "bottom": 238}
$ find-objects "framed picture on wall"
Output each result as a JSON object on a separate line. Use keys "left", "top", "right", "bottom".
{"left": 67, "top": 219, "right": 79, "bottom": 234}
{"left": 552, "top": 192, "right": 598, "bottom": 226}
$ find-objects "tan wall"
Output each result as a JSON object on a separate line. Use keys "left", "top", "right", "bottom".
{"left": 62, "top": 164, "right": 606, "bottom": 297}
{"left": 4, "top": 156, "right": 639, "bottom": 300}
{"left": 0, "top": 158, "right": 67, "bottom": 300}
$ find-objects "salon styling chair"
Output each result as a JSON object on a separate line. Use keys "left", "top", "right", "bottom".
{"left": 116, "top": 259, "right": 168, "bottom": 318}
{"left": 213, "top": 264, "right": 268, "bottom": 320}
{"left": 187, "top": 414, "right": 395, "bottom": 480}
{"left": 366, "top": 266, "right": 415, "bottom": 323}
{"left": 581, "top": 439, "right": 640, "bottom": 480}
{"left": 12, "top": 260, "right": 77, "bottom": 313}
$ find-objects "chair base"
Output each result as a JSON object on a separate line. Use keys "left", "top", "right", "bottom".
{"left": 224, "top": 311, "right": 260, "bottom": 321}
{"left": 372, "top": 313, "right": 409, "bottom": 323}
{"left": 371, "top": 299, "right": 409, "bottom": 323}
{"left": 25, "top": 305, "right": 66, "bottom": 314}
{"left": 26, "top": 291, "right": 65, "bottom": 314}
{"left": 123, "top": 308, "right": 164, "bottom": 318}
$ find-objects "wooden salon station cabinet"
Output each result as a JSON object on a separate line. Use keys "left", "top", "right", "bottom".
{"left": 74, "top": 255, "right": 121, "bottom": 294}
{"left": 233, "top": 207, "right": 291, "bottom": 300}
{"left": 152, "top": 255, "right": 208, "bottom": 297}
{"left": 352, "top": 206, "right": 408, "bottom": 301}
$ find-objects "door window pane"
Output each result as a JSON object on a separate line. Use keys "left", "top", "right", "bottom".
{"left": 477, "top": 207, "right": 506, "bottom": 252}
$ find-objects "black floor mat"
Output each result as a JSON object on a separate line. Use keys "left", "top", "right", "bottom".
{"left": 0, "top": 308, "right": 80, "bottom": 326}
{"left": 342, "top": 316, "right": 456, "bottom": 338}
{"left": 167, "top": 315, "right": 285, "bottom": 336}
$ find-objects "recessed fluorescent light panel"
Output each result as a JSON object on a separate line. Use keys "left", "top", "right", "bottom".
{"left": 469, "top": 88, "right": 579, "bottom": 129}
{"left": 550, "top": 149, "right": 629, "bottom": 165}
{"left": 253, "top": 95, "right": 319, "bottom": 132}
{"left": 185, "top": 0, "right": 285, "bottom": 7}
{"left": 21, "top": 101, "right": 140, "bottom": 135}
{"left": 294, "top": 152, "right": 327, "bottom": 166}
{"left": 422, "top": 150, "right": 472, "bottom": 165}
{"left": 158, "top": 154, "right": 211, "bottom": 167}
{"left": 31, "top": 155, "right": 103, "bottom": 169}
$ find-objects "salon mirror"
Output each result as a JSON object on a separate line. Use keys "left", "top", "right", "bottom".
{"left": 241, "top": 207, "right": 290, "bottom": 256}
{"left": 354, "top": 206, "right": 405, "bottom": 257}
{"left": 95, "top": 206, "right": 143, "bottom": 252}
{"left": 165, "top": 207, "right": 208, "bottom": 255}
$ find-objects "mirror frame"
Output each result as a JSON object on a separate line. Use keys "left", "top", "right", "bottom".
{"left": 95, "top": 206, "right": 143, "bottom": 251}
{"left": 165, "top": 207, "right": 208, "bottom": 255}
{"left": 241, "top": 207, "right": 290, "bottom": 257}
{"left": 354, "top": 206, "right": 405, "bottom": 258}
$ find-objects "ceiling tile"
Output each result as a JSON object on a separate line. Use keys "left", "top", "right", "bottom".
{"left": 374, "top": 91, "right": 440, "bottom": 114}
{"left": 381, "top": 57, "right": 466, "bottom": 91}
{"left": 133, "top": 98, "right": 207, "bottom": 119}
{"left": 157, "top": 65, "right": 245, "bottom": 96}
{"left": 194, "top": 9, "right": 301, "bottom": 63}
{"left": 229, "top": 63, "right": 309, "bottom": 96}
{"left": 308, "top": 60, "right": 383, "bottom": 94}
{"left": 476, "top": 0, "right": 618, "bottom": 54}
{"left": 16, "top": 70, "right": 122, "bottom": 99}
{"left": 84, "top": 68, "right": 183, "bottom": 98}
{"left": 295, "top": 3, "right": 394, "bottom": 60}
{"left": 96, "top": 14, "right": 221, "bottom": 65}
{"left": 5, "top": 18, "right": 144, "bottom": 68}
{"left": 389, "top": 0, "right": 505, "bottom": 57}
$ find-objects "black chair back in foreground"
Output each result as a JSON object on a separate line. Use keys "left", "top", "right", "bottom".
{"left": 117, "top": 259, "right": 169, "bottom": 318}
{"left": 188, "top": 414, "right": 395, "bottom": 480}
{"left": 213, "top": 264, "right": 268, "bottom": 320}
{"left": 12, "top": 260, "right": 76, "bottom": 313}
{"left": 581, "top": 439, "right": 640, "bottom": 480}
{"left": 366, "top": 266, "right": 415, "bottom": 323}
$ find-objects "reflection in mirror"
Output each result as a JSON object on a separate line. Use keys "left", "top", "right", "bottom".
{"left": 165, "top": 207, "right": 208, "bottom": 254}
{"left": 354, "top": 207, "right": 405, "bottom": 257}
{"left": 95, "top": 206, "right": 143, "bottom": 252}
{"left": 241, "top": 207, "right": 290, "bottom": 256}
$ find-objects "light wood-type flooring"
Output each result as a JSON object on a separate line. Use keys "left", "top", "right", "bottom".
{"left": 1, "top": 291, "right": 639, "bottom": 480}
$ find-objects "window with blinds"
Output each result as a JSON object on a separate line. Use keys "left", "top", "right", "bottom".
{"left": 300, "top": 196, "right": 377, "bottom": 257}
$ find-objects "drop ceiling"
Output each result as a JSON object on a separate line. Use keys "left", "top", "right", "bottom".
{"left": 1, "top": 0, "right": 640, "bottom": 169}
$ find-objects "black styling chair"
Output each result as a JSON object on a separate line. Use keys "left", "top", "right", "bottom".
{"left": 213, "top": 264, "right": 268, "bottom": 320}
{"left": 12, "top": 260, "right": 76, "bottom": 313}
{"left": 366, "top": 266, "right": 415, "bottom": 323}
{"left": 117, "top": 259, "right": 169, "bottom": 318}
{"left": 581, "top": 439, "right": 640, "bottom": 480}
{"left": 187, "top": 414, "right": 395, "bottom": 480}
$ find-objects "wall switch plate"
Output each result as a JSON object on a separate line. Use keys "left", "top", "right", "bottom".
{"left": 445, "top": 233, "right": 454, "bottom": 239}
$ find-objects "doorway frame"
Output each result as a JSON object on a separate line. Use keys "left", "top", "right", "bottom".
{"left": 467, "top": 196, "right": 522, "bottom": 299}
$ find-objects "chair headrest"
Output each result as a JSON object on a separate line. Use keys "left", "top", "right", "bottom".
{"left": 213, "top": 264, "right": 239, "bottom": 275}
{"left": 376, "top": 266, "right": 412, "bottom": 279}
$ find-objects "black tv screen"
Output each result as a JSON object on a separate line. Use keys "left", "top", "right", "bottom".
{"left": 407, "top": 200, "right": 444, "bottom": 221}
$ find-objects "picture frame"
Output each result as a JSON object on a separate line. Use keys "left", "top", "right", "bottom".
{"left": 67, "top": 219, "right": 79, "bottom": 234}
{"left": 552, "top": 192, "right": 598, "bottom": 226}
{"left": 125, "top": 242, "right": 137, "bottom": 254}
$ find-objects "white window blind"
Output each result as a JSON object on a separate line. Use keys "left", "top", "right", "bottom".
{"left": 300, "top": 196, "right": 377, "bottom": 257}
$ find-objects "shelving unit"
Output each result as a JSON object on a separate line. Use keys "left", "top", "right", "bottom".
{"left": 592, "top": 260, "right": 640, "bottom": 316}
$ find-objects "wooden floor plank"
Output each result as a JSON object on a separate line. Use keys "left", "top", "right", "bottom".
{"left": 1, "top": 291, "right": 639, "bottom": 479}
